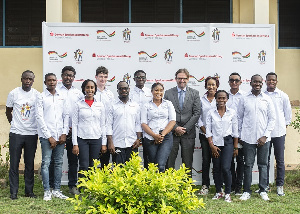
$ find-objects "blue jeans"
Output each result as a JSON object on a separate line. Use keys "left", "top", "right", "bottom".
{"left": 77, "top": 137, "right": 102, "bottom": 178}
{"left": 143, "top": 132, "right": 173, "bottom": 172}
{"left": 199, "top": 133, "right": 212, "bottom": 187}
{"left": 40, "top": 137, "right": 64, "bottom": 191}
{"left": 267, "top": 135, "right": 285, "bottom": 186}
{"left": 212, "top": 136, "right": 233, "bottom": 194}
{"left": 243, "top": 141, "right": 270, "bottom": 193}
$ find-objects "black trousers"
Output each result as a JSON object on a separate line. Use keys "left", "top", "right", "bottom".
{"left": 9, "top": 132, "right": 37, "bottom": 195}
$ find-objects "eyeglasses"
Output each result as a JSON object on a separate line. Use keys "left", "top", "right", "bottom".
{"left": 229, "top": 79, "right": 240, "bottom": 83}
{"left": 134, "top": 76, "right": 146, "bottom": 80}
{"left": 63, "top": 73, "right": 75, "bottom": 78}
{"left": 176, "top": 78, "right": 188, "bottom": 81}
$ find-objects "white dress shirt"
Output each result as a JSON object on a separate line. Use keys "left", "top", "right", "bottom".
{"left": 198, "top": 94, "right": 216, "bottom": 135}
{"left": 205, "top": 107, "right": 239, "bottom": 146}
{"left": 106, "top": 98, "right": 142, "bottom": 148}
{"left": 129, "top": 86, "right": 152, "bottom": 105}
{"left": 95, "top": 87, "right": 115, "bottom": 108}
{"left": 36, "top": 89, "right": 69, "bottom": 141}
{"left": 72, "top": 98, "right": 106, "bottom": 146}
{"left": 57, "top": 84, "right": 84, "bottom": 128}
{"left": 6, "top": 87, "right": 39, "bottom": 135}
{"left": 237, "top": 91, "right": 276, "bottom": 144}
{"left": 227, "top": 89, "right": 246, "bottom": 112}
{"left": 264, "top": 88, "right": 292, "bottom": 137}
{"left": 141, "top": 99, "right": 176, "bottom": 140}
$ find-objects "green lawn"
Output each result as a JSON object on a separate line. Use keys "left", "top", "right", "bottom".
{"left": 0, "top": 170, "right": 299, "bottom": 214}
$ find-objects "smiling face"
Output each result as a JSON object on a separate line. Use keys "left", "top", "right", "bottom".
{"left": 176, "top": 72, "right": 189, "bottom": 90}
{"left": 216, "top": 91, "right": 228, "bottom": 108}
{"left": 84, "top": 81, "right": 96, "bottom": 100}
{"left": 95, "top": 72, "right": 108, "bottom": 88}
{"left": 266, "top": 74, "right": 277, "bottom": 91}
{"left": 117, "top": 81, "right": 130, "bottom": 99}
{"left": 44, "top": 75, "right": 57, "bottom": 91}
{"left": 152, "top": 84, "right": 164, "bottom": 101}
{"left": 228, "top": 74, "right": 241, "bottom": 90}
{"left": 206, "top": 79, "right": 218, "bottom": 95}
{"left": 134, "top": 71, "right": 146, "bottom": 88}
{"left": 250, "top": 75, "right": 263, "bottom": 94}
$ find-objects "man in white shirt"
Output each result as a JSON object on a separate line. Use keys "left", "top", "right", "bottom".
{"left": 36, "top": 73, "right": 69, "bottom": 201}
{"left": 94, "top": 66, "right": 114, "bottom": 167}
{"left": 264, "top": 72, "right": 292, "bottom": 196}
{"left": 106, "top": 81, "right": 142, "bottom": 164}
{"left": 129, "top": 70, "right": 152, "bottom": 168}
{"left": 227, "top": 72, "right": 246, "bottom": 195}
{"left": 6, "top": 70, "right": 39, "bottom": 200}
{"left": 238, "top": 74, "right": 276, "bottom": 201}
{"left": 56, "top": 66, "right": 83, "bottom": 195}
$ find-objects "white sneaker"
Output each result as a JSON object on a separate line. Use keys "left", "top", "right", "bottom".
{"left": 43, "top": 190, "right": 52, "bottom": 201}
{"left": 255, "top": 186, "right": 270, "bottom": 193}
{"left": 52, "top": 190, "right": 69, "bottom": 199}
{"left": 277, "top": 186, "right": 285, "bottom": 196}
{"left": 224, "top": 194, "right": 232, "bottom": 203}
{"left": 212, "top": 192, "right": 224, "bottom": 200}
{"left": 260, "top": 192, "right": 270, "bottom": 201}
{"left": 198, "top": 185, "right": 209, "bottom": 195}
{"left": 239, "top": 192, "right": 251, "bottom": 201}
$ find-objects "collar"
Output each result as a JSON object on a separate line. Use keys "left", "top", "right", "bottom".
{"left": 177, "top": 86, "right": 186, "bottom": 93}
{"left": 44, "top": 89, "right": 59, "bottom": 96}
{"left": 59, "top": 84, "right": 75, "bottom": 91}
{"left": 228, "top": 89, "right": 245, "bottom": 96}
{"left": 265, "top": 87, "right": 279, "bottom": 94}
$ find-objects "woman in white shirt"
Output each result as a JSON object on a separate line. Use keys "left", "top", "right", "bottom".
{"left": 198, "top": 76, "right": 219, "bottom": 195}
{"left": 206, "top": 90, "right": 238, "bottom": 203}
{"left": 72, "top": 79, "right": 106, "bottom": 177}
{"left": 141, "top": 83, "right": 176, "bottom": 172}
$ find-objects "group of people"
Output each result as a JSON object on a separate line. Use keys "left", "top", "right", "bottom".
{"left": 6, "top": 66, "right": 291, "bottom": 204}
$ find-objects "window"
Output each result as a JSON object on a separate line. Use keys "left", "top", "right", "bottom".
{"left": 279, "top": 0, "right": 300, "bottom": 48}
{"left": 80, "top": 0, "right": 231, "bottom": 24}
{"left": 1, "top": 0, "right": 45, "bottom": 47}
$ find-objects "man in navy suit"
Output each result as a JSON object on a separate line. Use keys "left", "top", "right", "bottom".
{"left": 164, "top": 68, "right": 201, "bottom": 176}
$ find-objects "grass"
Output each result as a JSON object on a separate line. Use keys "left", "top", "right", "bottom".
{"left": 0, "top": 170, "right": 299, "bottom": 214}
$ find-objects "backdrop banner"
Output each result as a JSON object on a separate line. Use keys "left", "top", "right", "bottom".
{"left": 43, "top": 22, "right": 275, "bottom": 185}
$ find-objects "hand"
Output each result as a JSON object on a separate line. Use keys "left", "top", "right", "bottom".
{"left": 233, "top": 149, "right": 238, "bottom": 157}
{"left": 48, "top": 137, "right": 57, "bottom": 149}
{"left": 132, "top": 139, "right": 141, "bottom": 149}
{"left": 72, "top": 145, "right": 79, "bottom": 155}
{"left": 175, "top": 126, "right": 186, "bottom": 136}
{"left": 257, "top": 136, "right": 267, "bottom": 147}
{"left": 101, "top": 145, "right": 107, "bottom": 153}
{"left": 211, "top": 145, "right": 221, "bottom": 158}
{"left": 58, "top": 134, "right": 66, "bottom": 144}
{"left": 108, "top": 141, "right": 115, "bottom": 154}
{"left": 153, "top": 134, "right": 164, "bottom": 144}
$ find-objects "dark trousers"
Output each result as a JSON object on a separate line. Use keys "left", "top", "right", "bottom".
{"left": 77, "top": 137, "right": 102, "bottom": 178}
{"left": 199, "top": 133, "right": 212, "bottom": 187}
{"left": 9, "top": 133, "right": 37, "bottom": 195}
{"left": 166, "top": 134, "right": 195, "bottom": 177}
{"left": 112, "top": 147, "right": 138, "bottom": 165}
{"left": 212, "top": 136, "right": 233, "bottom": 194}
{"left": 231, "top": 147, "right": 244, "bottom": 191}
{"left": 142, "top": 137, "right": 149, "bottom": 169}
{"left": 267, "top": 135, "right": 285, "bottom": 186}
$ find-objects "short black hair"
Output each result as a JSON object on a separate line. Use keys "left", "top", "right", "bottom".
{"left": 205, "top": 76, "right": 220, "bottom": 88}
{"left": 62, "top": 66, "right": 76, "bottom": 76}
{"left": 229, "top": 72, "right": 241, "bottom": 80}
{"left": 266, "top": 72, "right": 277, "bottom": 79}
{"left": 250, "top": 74, "right": 262, "bottom": 82}
{"left": 134, "top": 70, "right": 146, "bottom": 77}
{"left": 96, "top": 66, "right": 108, "bottom": 76}
{"left": 21, "top": 70, "right": 35, "bottom": 78}
{"left": 81, "top": 79, "right": 97, "bottom": 95}
{"left": 44, "top": 73, "right": 56, "bottom": 81}
{"left": 215, "top": 90, "right": 229, "bottom": 99}
{"left": 117, "top": 81, "right": 128, "bottom": 89}
{"left": 151, "top": 82, "right": 164, "bottom": 91}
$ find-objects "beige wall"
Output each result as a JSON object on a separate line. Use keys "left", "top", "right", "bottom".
{"left": 0, "top": 0, "right": 299, "bottom": 168}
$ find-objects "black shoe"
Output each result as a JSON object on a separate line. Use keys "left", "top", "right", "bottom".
{"left": 10, "top": 194, "right": 18, "bottom": 200}
{"left": 25, "top": 193, "right": 37, "bottom": 198}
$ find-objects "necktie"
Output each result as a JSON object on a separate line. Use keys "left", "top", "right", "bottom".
{"left": 179, "top": 90, "right": 184, "bottom": 110}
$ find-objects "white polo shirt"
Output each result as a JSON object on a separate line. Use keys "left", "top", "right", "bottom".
{"left": 198, "top": 94, "right": 216, "bottom": 135}
{"left": 129, "top": 86, "right": 152, "bottom": 105}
